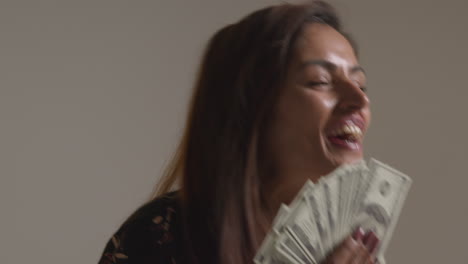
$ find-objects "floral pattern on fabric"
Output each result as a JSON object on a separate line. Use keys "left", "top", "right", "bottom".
{"left": 99, "top": 236, "right": 128, "bottom": 264}
{"left": 98, "top": 192, "right": 182, "bottom": 264}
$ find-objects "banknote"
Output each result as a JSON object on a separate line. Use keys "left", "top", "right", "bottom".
{"left": 254, "top": 158, "right": 412, "bottom": 264}
{"left": 352, "top": 159, "right": 412, "bottom": 259}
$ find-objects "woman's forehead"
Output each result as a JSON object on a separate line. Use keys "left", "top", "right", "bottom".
{"left": 293, "top": 23, "right": 358, "bottom": 67}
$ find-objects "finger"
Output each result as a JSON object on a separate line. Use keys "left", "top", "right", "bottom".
{"left": 352, "top": 227, "right": 365, "bottom": 242}
{"left": 363, "top": 232, "right": 380, "bottom": 256}
{"left": 350, "top": 243, "right": 373, "bottom": 264}
{"left": 364, "top": 256, "right": 376, "bottom": 264}
{"left": 329, "top": 236, "right": 360, "bottom": 263}
{"left": 362, "top": 231, "right": 371, "bottom": 244}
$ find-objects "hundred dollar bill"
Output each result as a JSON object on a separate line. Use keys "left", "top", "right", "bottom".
{"left": 305, "top": 182, "right": 331, "bottom": 253}
{"left": 272, "top": 204, "right": 292, "bottom": 234}
{"left": 320, "top": 175, "right": 339, "bottom": 245}
{"left": 254, "top": 158, "right": 410, "bottom": 264}
{"left": 254, "top": 236, "right": 289, "bottom": 264}
{"left": 287, "top": 180, "right": 315, "bottom": 211}
{"left": 276, "top": 231, "right": 315, "bottom": 264}
{"left": 344, "top": 164, "right": 371, "bottom": 236}
{"left": 283, "top": 196, "right": 323, "bottom": 262}
{"left": 352, "top": 159, "right": 412, "bottom": 258}
{"left": 337, "top": 164, "right": 355, "bottom": 242}
{"left": 254, "top": 205, "right": 290, "bottom": 264}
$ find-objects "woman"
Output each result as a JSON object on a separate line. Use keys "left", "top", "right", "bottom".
{"left": 98, "top": 1, "right": 380, "bottom": 263}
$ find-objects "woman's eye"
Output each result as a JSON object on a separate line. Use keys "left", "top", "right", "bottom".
{"left": 306, "top": 81, "right": 329, "bottom": 88}
{"left": 353, "top": 79, "right": 368, "bottom": 93}
{"left": 356, "top": 82, "right": 368, "bottom": 93}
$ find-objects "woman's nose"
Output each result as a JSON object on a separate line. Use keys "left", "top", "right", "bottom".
{"left": 336, "top": 80, "right": 370, "bottom": 112}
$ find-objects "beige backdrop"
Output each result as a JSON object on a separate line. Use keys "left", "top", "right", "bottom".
{"left": 2, "top": 0, "right": 467, "bottom": 263}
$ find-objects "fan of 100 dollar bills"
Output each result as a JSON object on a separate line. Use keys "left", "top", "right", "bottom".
{"left": 254, "top": 159, "right": 412, "bottom": 264}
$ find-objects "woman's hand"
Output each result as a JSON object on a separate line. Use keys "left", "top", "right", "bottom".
{"left": 323, "top": 228, "right": 380, "bottom": 264}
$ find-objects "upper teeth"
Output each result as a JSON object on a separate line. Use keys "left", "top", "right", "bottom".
{"left": 331, "top": 124, "right": 362, "bottom": 139}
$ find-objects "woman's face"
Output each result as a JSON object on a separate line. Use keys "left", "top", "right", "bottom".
{"left": 266, "top": 23, "right": 371, "bottom": 178}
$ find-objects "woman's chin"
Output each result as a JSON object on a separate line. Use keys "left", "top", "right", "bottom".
{"left": 322, "top": 138, "right": 364, "bottom": 167}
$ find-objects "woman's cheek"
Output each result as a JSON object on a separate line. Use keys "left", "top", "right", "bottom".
{"left": 321, "top": 96, "right": 337, "bottom": 110}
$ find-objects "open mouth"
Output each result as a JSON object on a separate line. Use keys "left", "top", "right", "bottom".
{"left": 327, "top": 123, "right": 363, "bottom": 150}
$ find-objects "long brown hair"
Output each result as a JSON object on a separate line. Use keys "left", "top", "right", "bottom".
{"left": 151, "top": 1, "right": 353, "bottom": 263}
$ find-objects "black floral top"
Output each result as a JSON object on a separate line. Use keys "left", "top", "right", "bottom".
{"left": 98, "top": 192, "right": 183, "bottom": 264}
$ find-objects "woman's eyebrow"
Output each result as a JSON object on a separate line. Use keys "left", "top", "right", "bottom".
{"left": 350, "top": 65, "right": 366, "bottom": 75}
{"left": 300, "top": 59, "right": 366, "bottom": 76}
{"left": 300, "top": 59, "right": 336, "bottom": 71}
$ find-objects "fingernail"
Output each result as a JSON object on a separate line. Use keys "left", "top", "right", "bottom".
{"left": 362, "top": 231, "right": 373, "bottom": 244}
{"left": 364, "top": 232, "right": 379, "bottom": 253}
{"left": 369, "top": 237, "right": 380, "bottom": 255}
{"left": 352, "top": 227, "right": 365, "bottom": 241}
